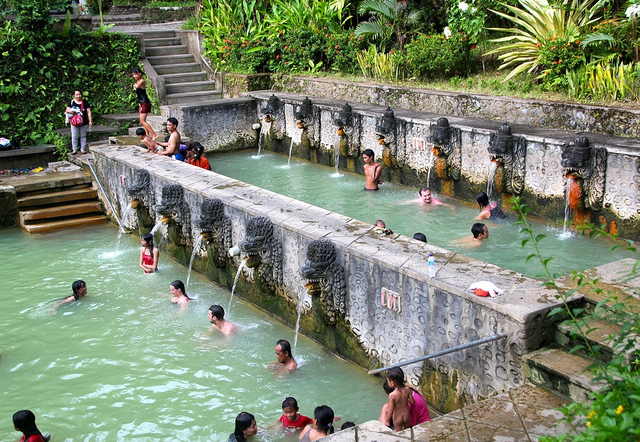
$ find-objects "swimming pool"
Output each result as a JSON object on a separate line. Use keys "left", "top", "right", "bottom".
{"left": 0, "top": 225, "right": 383, "bottom": 441}
{"left": 210, "top": 151, "right": 633, "bottom": 278}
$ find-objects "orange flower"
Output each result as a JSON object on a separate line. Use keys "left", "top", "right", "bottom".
{"left": 552, "top": 46, "right": 556, "bottom": 50}
{"left": 276, "top": 54, "right": 280, "bottom": 59}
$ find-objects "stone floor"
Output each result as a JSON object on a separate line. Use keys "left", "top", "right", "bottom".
{"left": 326, "top": 383, "right": 572, "bottom": 441}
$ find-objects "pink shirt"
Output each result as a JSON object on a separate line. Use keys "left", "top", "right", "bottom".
{"left": 409, "top": 390, "right": 431, "bottom": 426}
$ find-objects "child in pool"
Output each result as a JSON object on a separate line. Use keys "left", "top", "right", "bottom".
{"left": 54, "top": 280, "right": 87, "bottom": 309}
{"left": 279, "top": 397, "right": 312, "bottom": 431}
{"left": 13, "top": 410, "right": 50, "bottom": 442}
{"left": 385, "top": 367, "right": 414, "bottom": 432}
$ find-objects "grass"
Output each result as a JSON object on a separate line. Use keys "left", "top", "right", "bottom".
{"left": 146, "top": 0, "right": 194, "bottom": 7}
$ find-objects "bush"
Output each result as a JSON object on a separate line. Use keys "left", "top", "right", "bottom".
{"left": 537, "top": 37, "right": 586, "bottom": 90}
{"left": 323, "top": 30, "right": 365, "bottom": 75}
{"left": 268, "top": 28, "right": 325, "bottom": 73}
{"left": 218, "top": 27, "right": 270, "bottom": 74}
{"left": 0, "top": 25, "right": 140, "bottom": 145}
{"left": 399, "top": 34, "right": 471, "bottom": 79}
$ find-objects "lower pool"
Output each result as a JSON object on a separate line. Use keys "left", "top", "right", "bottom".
{"left": 0, "top": 225, "right": 383, "bottom": 441}
{"left": 211, "top": 151, "right": 632, "bottom": 278}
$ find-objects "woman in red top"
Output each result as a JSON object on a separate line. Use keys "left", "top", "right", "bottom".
{"left": 185, "top": 142, "right": 211, "bottom": 170}
{"left": 13, "top": 410, "right": 50, "bottom": 442}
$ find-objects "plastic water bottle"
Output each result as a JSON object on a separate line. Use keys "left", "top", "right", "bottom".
{"left": 427, "top": 253, "right": 436, "bottom": 278}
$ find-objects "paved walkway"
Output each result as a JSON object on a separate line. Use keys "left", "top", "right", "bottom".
{"left": 106, "top": 20, "right": 184, "bottom": 33}
{"left": 327, "top": 383, "right": 571, "bottom": 441}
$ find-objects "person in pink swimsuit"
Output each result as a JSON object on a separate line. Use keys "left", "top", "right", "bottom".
{"left": 139, "top": 233, "right": 159, "bottom": 273}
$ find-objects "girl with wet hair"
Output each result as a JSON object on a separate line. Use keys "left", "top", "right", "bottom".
{"left": 139, "top": 232, "right": 159, "bottom": 273}
{"left": 169, "top": 280, "right": 190, "bottom": 307}
{"left": 229, "top": 411, "right": 257, "bottom": 441}
{"left": 299, "top": 405, "right": 334, "bottom": 441}
{"left": 13, "top": 410, "right": 50, "bottom": 442}
{"left": 132, "top": 67, "right": 156, "bottom": 140}
{"left": 475, "top": 191, "right": 506, "bottom": 220}
{"left": 185, "top": 142, "right": 211, "bottom": 170}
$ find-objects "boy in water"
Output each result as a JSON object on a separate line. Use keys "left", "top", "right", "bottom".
{"left": 279, "top": 397, "right": 312, "bottom": 432}
{"left": 385, "top": 367, "right": 414, "bottom": 432}
{"left": 363, "top": 149, "right": 383, "bottom": 190}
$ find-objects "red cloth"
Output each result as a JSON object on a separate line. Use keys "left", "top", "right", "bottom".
{"left": 279, "top": 413, "right": 313, "bottom": 430}
{"left": 21, "top": 435, "right": 45, "bottom": 442}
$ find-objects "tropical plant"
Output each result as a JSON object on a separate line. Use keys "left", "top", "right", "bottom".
{"left": 398, "top": 33, "right": 471, "bottom": 79}
{"left": 566, "top": 58, "right": 639, "bottom": 100}
{"left": 446, "top": 0, "right": 487, "bottom": 44}
{"left": 356, "top": 44, "right": 401, "bottom": 81}
{"left": 511, "top": 197, "right": 640, "bottom": 442}
{"left": 264, "top": 0, "right": 351, "bottom": 36}
{"left": 485, "top": 0, "right": 600, "bottom": 81}
{"left": 355, "top": 0, "right": 419, "bottom": 52}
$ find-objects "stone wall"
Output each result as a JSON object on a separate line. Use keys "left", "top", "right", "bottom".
{"left": 0, "top": 186, "right": 17, "bottom": 228}
{"left": 280, "top": 76, "right": 640, "bottom": 138}
{"left": 91, "top": 144, "right": 567, "bottom": 412}
{"left": 173, "top": 92, "right": 637, "bottom": 240}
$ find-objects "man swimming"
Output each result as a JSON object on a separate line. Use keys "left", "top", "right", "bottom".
{"left": 208, "top": 304, "right": 236, "bottom": 336}
{"left": 273, "top": 339, "right": 297, "bottom": 371}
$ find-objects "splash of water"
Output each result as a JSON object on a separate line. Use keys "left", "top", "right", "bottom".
{"left": 426, "top": 148, "right": 435, "bottom": 188}
{"left": 254, "top": 120, "right": 268, "bottom": 158}
{"left": 293, "top": 289, "right": 305, "bottom": 355}
{"left": 228, "top": 259, "right": 248, "bottom": 317}
{"left": 150, "top": 219, "right": 165, "bottom": 236}
{"left": 486, "top": 161, "right": 498, "bottom": 199}
{"left": 186, "top": 234, "right": 204, "bottom": 291}
{"left": 287, "top": 138, "right": 294, "bottom": 168}
{"left": 114, "top": 204, "right": 135, "bottom": 252}
{"left": 334, "top": 135, "right": 341, "bottom": 175}
{"left": 561, "top": 177, "right": 574, "bottom": 238}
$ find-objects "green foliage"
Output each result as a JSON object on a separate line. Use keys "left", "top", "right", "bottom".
{"left": 323, "top": 30, "right": 364, "bottom": 74}
{"left": 486, "top": 0, "right": 599, "bottom": 81}
{"left": 399, "top": 33, "right": 471, "bottom": 79}
{"left": 268, "top": 28, "right": 325, "bottom": 73}
{"left": 86, "top": 0, "right": 112, "bottom": 14}
{"left": 217, "top": 29, "right": 269, "bottom": 74}
{"left": 512, "top": 196, "right": 640, "bottom": 442}
{"left": 0, "top": 23, "right": 140, "bottom": 146}
{"left": 181, "top": 15, "right": 199, "bottom": 30}
{"left": 446, "top": 0, "right": 487, "bottom": 44}
{"left": 6, "top": 0, "right": 70, "bottom": 32}
{"left": 356, "top": 44, "right": 401, "bottom": 81}
{"left": 537, "top": 37, "right": 586, "bottom": 88}
{"left": 355, "top": 0, "right": 419, "bottom": 51}
{"left": 566, "top": 59, "right": 639, "bottom": 100}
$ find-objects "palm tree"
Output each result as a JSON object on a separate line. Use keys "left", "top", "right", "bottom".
{"left": 355, "top": 0, "right": 419, "bottom": 51}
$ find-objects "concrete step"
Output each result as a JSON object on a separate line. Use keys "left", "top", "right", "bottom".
{"left": 19, "top": 201, "right": 102, "bottom": 223}
{"left": 54, "top": 124, "right": 120, "bottom": 137}
{"left": 145, "top": 45, "right": 189, "bottom": 57}
{"left": 101, "top": 113, "right": 140, "bottom": 125}
{"left": 555, "top": 318, "right": 620, "bottom": 363}
{"left": 141, "top": 30, "right": 176, "bottom": 39}
{"left": 166, "top": 91, "right": 222, "bottom": 105}
{"left": 162, "top": 72, "right": 209, "bottom": 84}
{"left": 145, "top": 37, "right": 182, "bottom": 47}
{"left": 147, "top": 54, "right": 195, "bottom": 66}
{"left": 18, "top": 187, "right": 98, "bottom": 209}
{"left": 21, "top": 215, "right": 109, "bottom": 233}
{"left": 153, "top": 62, "right": 201, "bottom": 75}
{"left": 523, "top": 347, "right": 607, "bottom": 404}
{"left": 10, "top": 171, "right": 92, "bottom": 193}
{"left": 93, "top": 20, "right": 146, "bottom": 29}
{"left": 166, "top": 81, "right": 217, "bottom": 95}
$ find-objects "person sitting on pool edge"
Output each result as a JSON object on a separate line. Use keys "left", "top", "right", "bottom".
{"left": 54, "top": 280, "right": 87, "bottom": 309}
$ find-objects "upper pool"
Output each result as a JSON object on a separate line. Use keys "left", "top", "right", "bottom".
{"left": 211, "top": 151, "right": 632, "bottom": 278}
{"left": 0, "top": 225, "right": 383, "bottom": 441}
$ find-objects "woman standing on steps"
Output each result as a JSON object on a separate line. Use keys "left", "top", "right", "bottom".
{"left": 65, "top": 89, "right": 93, "bottom": 155}
{"left": 132, "top": 67, "right": 157, "bottom": 140}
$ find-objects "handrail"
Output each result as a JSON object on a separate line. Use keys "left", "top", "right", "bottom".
{"left": 86, "top": 157, "right": 122, "bottom": 229}
{"left": 367, "top": 334, "right": 506, "bottom": 375}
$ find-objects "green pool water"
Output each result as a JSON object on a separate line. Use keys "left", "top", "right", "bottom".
{"left": 211, "top": 150, "right": 632, "bottom": 278}
{"left": 0, "top": 225, "right": 383, "bottom": 441}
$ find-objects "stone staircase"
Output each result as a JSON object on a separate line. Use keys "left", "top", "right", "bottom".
{"left": 15, "top": 171, "right": 108, "bottom": 233}
{"left": 523, "top": 265, "right": 639, "bottom": 404}
{"left": 143, "top": 30, "right": 221, "bottom": 105}
{"left": 92, "top": 11, "right": 147, "bottom": 29}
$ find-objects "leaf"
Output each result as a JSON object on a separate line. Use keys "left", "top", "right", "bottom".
{"left": 71, "top": 49, "right": 84, "bottom": 59}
